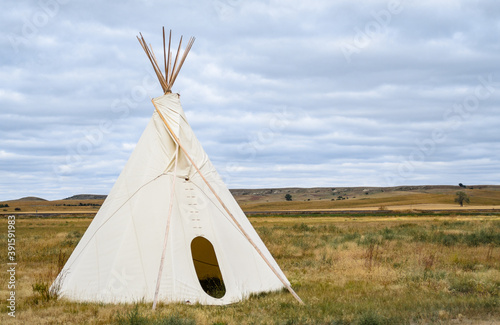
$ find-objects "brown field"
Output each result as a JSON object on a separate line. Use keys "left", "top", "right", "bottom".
{"left": 2, "top": 185, "right": 500, "bottom": 215}
{"left": 0, "top": 199, "right": 103, "bottom": 214}
{"left": 237, "top": 185, "right": 500, "bottom": 211}
{"left": 1, "top": 212, "right": 499, "bottom": 324}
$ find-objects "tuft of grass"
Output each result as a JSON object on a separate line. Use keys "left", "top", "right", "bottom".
{"left": 356, "top": 312, "right": 386, "bottom": 325}
{"left": 449, "top": 274, "right": 479, "bottom": 294}
{"left": 292, "top": 222, "right": 312, "bottom": 232}
{"left": 62, "top": 231, "right": 82, "bottom": 246}
{"left": 114, "top": 305, "right": 195, "bottom": 325}
{"left": 26, "top": 279, "right": 59, "bottom": 305}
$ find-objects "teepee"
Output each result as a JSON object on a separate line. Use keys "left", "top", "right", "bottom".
{"left": 53, "top": 29, "right": 302, "bottom": 307}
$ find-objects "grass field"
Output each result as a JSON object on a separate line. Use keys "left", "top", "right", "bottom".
{"left": 238, "top": 188, "right": 500, "bottom": 211}
{"left": 1, "top": 212, "right": 499, "bottom": 324}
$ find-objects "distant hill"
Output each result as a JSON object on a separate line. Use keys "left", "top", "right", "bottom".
{"left": 49, "top": 185, "right": 500, "bottom": 203}
{"left": 1, "top": 185, "right": 499, "bottom": 215}
{"left": 232, "top": 184, "right": 500, "bottom": 211}
{"left": 64, "top": 194, "right": 108, "bottom": 200}
{"left": 15, "top": 196, "right": 48, "bottom": 201}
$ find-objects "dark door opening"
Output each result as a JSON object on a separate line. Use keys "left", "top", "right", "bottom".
{"left": 190, "top": 236, "right": 226, "bottom": 298}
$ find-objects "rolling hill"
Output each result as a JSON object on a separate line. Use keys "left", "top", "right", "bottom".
{"left": 1, "top": 185, "right": 499, "bottom": 215}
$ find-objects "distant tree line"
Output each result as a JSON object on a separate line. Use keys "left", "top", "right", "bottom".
{"left": 0, "top": 203, "right": 9, "bottom": 208}
{"left": 58, "top": 203, "right": 101, "bottom": 207}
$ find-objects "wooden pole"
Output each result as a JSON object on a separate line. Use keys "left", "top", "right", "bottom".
{"left": 151, "top": 99, "right": 304, "bottom": 305}
{"left": 167, "top": 30, "right": 172, "bottom": 83}
{"left": 162, "top": 27, "right": 167, "bottom": 85}
{"left": 138, "top": 30, "right": 193, "bottom": 93}
{"left": 169, "top": 36, "right": 183, "bottom": 85}
{"left": 168, "top": 37, "right": 195, "bottom": 90}
{"left": 152, "top": 145, "right": 179, "bottom": 310}
{"left": 137, "top": 34, "right": 169, "bottom": 92}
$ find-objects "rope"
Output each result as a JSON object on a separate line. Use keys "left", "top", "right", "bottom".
{"left": 193, "top": 258, "right": 219, "bottom": 268}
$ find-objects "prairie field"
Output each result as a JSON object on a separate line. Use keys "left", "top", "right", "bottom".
{"left": 2, "top": 185, "right": 500, "bottom": 216}
{"left": 1, "top": 213, "right": 499, "bottom": 324}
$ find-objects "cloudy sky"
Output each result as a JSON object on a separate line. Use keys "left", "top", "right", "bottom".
{"left": 1, "top": 0, "right": 499, "bottom": 200}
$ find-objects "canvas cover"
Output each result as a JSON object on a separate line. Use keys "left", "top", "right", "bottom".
{"left": 54, "top": 93, "right": 288, "bottom": 305}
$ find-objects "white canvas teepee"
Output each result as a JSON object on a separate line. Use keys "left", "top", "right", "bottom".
{"left": 53, "top": 29, "right": 302, "bottom": 307}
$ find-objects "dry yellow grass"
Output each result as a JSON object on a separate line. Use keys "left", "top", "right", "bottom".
{"left": 1, "top": 213, "right": 499, "bottom": 324}
{"left": 240, "top": 192, "right": 500, "bottom": 211}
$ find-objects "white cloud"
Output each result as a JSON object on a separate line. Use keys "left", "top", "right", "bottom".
{"left": 0, "top": 89, "right": 25, "bottom": 103}
{"left": 1, "top": 0, "right": 499, "bottom": 200}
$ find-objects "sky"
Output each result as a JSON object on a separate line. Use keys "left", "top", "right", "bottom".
{"left": 1, "top": 0, "right": 499, "bottom": 201}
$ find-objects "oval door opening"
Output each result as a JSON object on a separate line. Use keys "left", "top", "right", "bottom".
{"left": 190, "top": 236, "right": 226, "bottom": 299}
